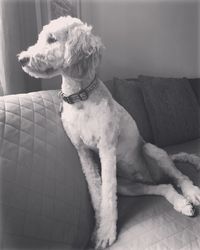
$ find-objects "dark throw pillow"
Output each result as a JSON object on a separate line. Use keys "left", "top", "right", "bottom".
{"left": 139, "top": 76, "right": 200, "bottom": 147}
{"left": 188, "top": 78, "right": 200, "bottom": 105}
{"left": 113, "top": 77, "right": 154, "bottom": 142}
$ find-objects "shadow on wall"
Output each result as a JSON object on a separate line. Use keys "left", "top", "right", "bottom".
{"left": 81, "top": 0, "right": 200, "bottom": 80}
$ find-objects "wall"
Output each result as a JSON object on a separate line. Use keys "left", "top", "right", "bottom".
{"left": 81, "top": 0, "right": 200, "bottom": 81}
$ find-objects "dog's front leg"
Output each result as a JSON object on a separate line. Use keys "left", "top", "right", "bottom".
{"left": 96, "top": 146, "right": 117, "bottom": 249}
{"left": 77, "top": 147, "right": 102, "bottom": 228}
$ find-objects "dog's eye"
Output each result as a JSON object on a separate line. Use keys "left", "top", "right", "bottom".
{"left": 47, "top": 35, "right": 57, "bottom": 44}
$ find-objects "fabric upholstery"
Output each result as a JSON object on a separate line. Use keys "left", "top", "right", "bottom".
{"left": 112, "top": 77, "right": 154, "bottom": 142}
{"left": 104, "top": 79, "right": 115, "bottom": 96}
{"left": 0, "top": 90, "right": 94, "bottom": 250}
{"left": 107, "top": 139, "right": 200, "bottom": 250}
{"left": 188, "top": 78, "right": 200, "bottom": 105}
{"left": 138, "top": 76, "right": 200, "bottom": 147}
{"left": 1, "top": 80, "right": 200, "bottom": 250}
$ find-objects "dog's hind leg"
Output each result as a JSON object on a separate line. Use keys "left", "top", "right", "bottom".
{"left": 171, "top": 152, "right": 200, "bottom": 171}
{"left": 117, "top": 179, "right": 195, "bottom": 216}
{"left": 143, "top": 143, "right": 200, "bottom": 206}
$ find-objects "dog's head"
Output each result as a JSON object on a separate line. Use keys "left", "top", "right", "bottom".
{"left": 18, "top": 16, "right": 104, "bottom": 79}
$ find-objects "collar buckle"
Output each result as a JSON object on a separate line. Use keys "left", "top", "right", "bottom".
{"left": 78, "top": 90, "right": 88, "bottom": 101}
{"left": 59, "top": 75, "right": 97, "bottom": 104}
{"left": 63, "top": 95, "right": 74, "bottom": 104}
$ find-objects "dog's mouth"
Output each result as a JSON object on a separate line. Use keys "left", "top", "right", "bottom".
{"left": 45, "top": 67, "right": 55, "bottom": 74}
{"left": 22, "top": 64, "right": 59, "bottom": 79}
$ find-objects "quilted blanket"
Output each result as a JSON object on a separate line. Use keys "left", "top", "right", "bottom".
{"left": 0, "top": 90, "right": 94, "bottom": 249}
{"left": 108, "top": 139, "right": 200, "bottom": 250}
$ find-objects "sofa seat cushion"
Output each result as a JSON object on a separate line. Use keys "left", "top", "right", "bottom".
{"left": 0, "top": 90, "right": 93, "bottom": 249}
{"left": 112, "top": 77, "right": 154, "bottom": 142}
{"left": 138, "top": 76, "right": 200, "bottom": 147}
{"left": 108, "top": 139, "right": 200, "bottom": 250}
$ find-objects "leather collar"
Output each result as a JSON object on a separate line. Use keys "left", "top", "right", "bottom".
{"left": 58, "top": 75, "right": 98, "bottom": 104}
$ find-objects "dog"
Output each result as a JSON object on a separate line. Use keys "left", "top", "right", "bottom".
{"left": 18, "top": 16, "right": 200, "bottom": 249}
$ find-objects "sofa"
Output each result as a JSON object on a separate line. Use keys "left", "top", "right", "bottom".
{"left": 0, "top": 76, "right": 199, "bottom": 250}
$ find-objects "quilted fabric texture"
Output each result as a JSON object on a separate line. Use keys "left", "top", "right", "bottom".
{"left": 107, "top": 139, "right": 200, "bottom": 250}
{"left": 0, "top": 90, "right": 94, "bottom": 249}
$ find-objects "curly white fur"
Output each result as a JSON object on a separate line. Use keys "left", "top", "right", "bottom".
{"left": 19, "top": 16, "right": 200, "bottom": 249}
{"left": 171, "top": 152, "right": 200, "bottom": 170}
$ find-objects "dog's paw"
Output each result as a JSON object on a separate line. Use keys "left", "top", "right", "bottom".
{"left": 95, "top": 224, "right": 116, "bottom": 249}
{"left": 174, "top": 197, "right": 195, "bottom": 216}
{"left": 184, "top": 186, "right": 200, "bottom": 206}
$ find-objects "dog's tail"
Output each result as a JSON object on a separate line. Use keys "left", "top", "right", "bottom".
{"left": 170, "top": 152, "right": 200, "bottom": 171}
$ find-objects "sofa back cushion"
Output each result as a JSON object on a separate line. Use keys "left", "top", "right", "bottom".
{"left": 139, "top": 76, "right": 200, "bottom": 147}
{"left": 112, "top": 77, "right": 154, "bottom": 142}
{"left": 104, "top": 79, "right": 115, "bottom": 94}
{"left": 188, "top": 78, "right": 200, "bottom": 105}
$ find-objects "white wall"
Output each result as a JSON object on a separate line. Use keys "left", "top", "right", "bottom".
{"left": 81, "top": 0, "right": 200, "bottom": 81}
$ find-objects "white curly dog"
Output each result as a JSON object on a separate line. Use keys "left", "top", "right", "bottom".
{"left": 19, "top": 16, "right": 200, "bottom": 249}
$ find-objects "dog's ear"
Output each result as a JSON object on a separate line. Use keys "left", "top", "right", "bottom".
{"left": 63, "top": 24, "right": 104, "bottom": 77}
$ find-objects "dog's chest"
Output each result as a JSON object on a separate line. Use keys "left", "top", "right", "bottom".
{"left": 61, "top": 101, "right": 109, "bottom": 148}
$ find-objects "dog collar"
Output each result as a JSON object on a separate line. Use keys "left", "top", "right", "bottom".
{"left": 58, "top": 75, "right": 98, "bottom": 104}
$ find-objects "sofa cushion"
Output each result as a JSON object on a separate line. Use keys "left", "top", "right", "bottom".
{"left": 188, "top": 78, "right": 200, "bottom": 105}
{"left": 112, "top": 77, "right": 154, "bottom": 142}
{"left": 0, "top": 90, "right": 93, "bottom": 249}
{"left": 110, "top": 138, "right": 200, "bottom": 250}
{"left": 138, "top": 76, "right": 200, "bottom": 147}
{"left": 104, "top": 79, "right": 115, "bottom": 95}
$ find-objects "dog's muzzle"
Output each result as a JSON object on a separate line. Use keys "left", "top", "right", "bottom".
{"left": 19, "top": 56, "right": 30, "bottom": 67}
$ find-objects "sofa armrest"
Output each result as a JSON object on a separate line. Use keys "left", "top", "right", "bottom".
{"left": 0, "top": 90, "right": 93, "bottom": 249}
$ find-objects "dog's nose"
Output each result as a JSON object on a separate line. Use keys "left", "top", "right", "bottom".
{"left": 19, "top": 57, "right": 29, "bottom": 66}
